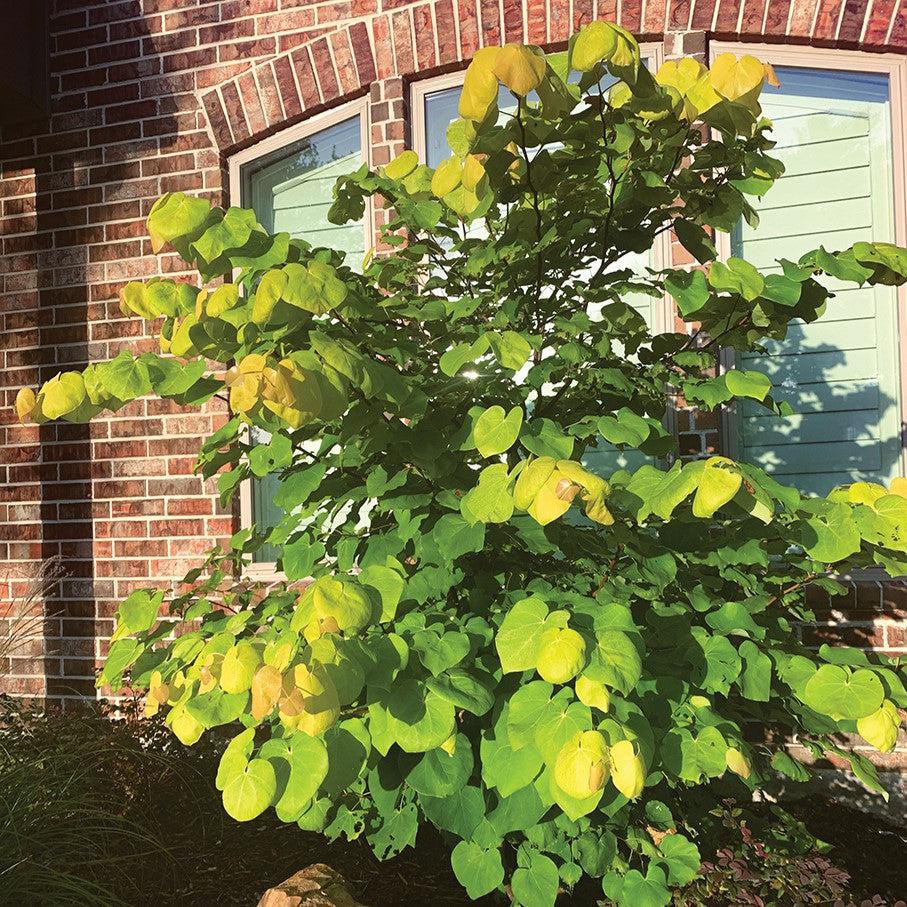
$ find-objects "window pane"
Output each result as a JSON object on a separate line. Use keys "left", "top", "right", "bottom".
{"left": 732, "top": 67, "right": 902, "bottom": 495}
{"left": 241, "top": 114, "right": 365, "bottom": 562}
{"left": 243, "top": 114, "right": 365, "bottom": 260}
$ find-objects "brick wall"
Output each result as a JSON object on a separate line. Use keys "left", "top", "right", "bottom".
{"left": 1, "top": 0, "right": 905, "bottom": 708}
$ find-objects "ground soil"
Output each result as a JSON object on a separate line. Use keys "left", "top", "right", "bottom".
{"left": 160, "top": 796, "right": 907, "bottom": 906}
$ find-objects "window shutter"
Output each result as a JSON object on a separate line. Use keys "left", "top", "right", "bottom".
{"left": 733, "top": 72, "right": 902, "bottom": 495}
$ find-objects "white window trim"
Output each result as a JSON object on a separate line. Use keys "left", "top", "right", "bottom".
{"left": 710, "top": 42, "right": 907, "bottom": 481}
{"left": 228, "top": 97, "right": 373, "bottom": 579}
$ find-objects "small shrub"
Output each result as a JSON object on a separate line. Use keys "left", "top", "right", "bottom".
{"left": 675, "top": 801, "right": 851, "bottom": 906}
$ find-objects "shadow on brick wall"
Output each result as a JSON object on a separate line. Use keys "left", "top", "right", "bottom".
{"left": 0, "top": 5, "right": 181, "bottom": 704}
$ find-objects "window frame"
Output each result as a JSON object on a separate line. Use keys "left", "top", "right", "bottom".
{"left": 228, "top": 96, "right": 373, "bottom": 579}
{"left": 710, "top": 42, "right": 907, "bottom": 483}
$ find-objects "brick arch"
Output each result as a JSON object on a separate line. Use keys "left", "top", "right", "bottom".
{"left": 198, "top": 0, "right": 907, "bottom": 156}
{"left": 199, "top": 0, "right": 655, "bottom": 156}
{"left": 677, "top": 0, "right": 907, "bottom": 50}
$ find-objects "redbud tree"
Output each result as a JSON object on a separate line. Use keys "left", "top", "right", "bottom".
{"left": 17, "top": 22, "right": 907, "bottom": 907}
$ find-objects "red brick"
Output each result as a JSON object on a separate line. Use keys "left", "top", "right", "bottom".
{"left": 503, "top": 0, "right": 526, "bottom": 39}
{"left": 645, "top": 0, "right": 669, "bottom": 31}
{"left": 256, "top": 61, "right": 285, "bottom": 128}
{"left": 236, "top": 70, "right": 268, "bottom": 137}
{"left": 330, "top": 29, "right": 361, "bottom": 95}
{"left": 413, "top": 4, "right": 439, "bottom": 70}
{"left": 763, "top": 0, "right": 792, "bottom": 30}
{"left": 789, "top": 0, "right": 819, "bottom": 33}
{"left": 480, "top": 0, "right": 503, "bottom": 44}
{"left": 526, "top": 0, "right": 547, "bottom": 43}
{"left": 310, "top": 36, "right": 340, "bottom": 101}
{"left": 620, "top": 0, "right": 642, "bottom": 30}
{"left": 391, "top": 10, "right": 416, "bottom": 76}
{"left": 457, "top": 0, "right": 481, "bottom": 56}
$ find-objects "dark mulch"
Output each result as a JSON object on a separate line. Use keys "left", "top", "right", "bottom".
{"left": 163, "top": 795, "right": 907, "bottom": 906}
{"left": 784, "top": 797, "right": 907, "bottom": 905}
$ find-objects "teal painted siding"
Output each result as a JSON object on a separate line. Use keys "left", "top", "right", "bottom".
{"left": 733, "top": 67, "right": 902, "bottom": 495}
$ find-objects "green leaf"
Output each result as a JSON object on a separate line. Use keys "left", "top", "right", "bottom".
{"left": 802, "top": 511, "right": 861, "bottom": 563}
{"left": 618, "top": 866, "right": 671, "bottom": 907}
{"left": 386, "top": 681, "right": 456, "bottom": 753}
{"left": 674, "top": 219, "right": 717, "bottom": 264}
{"left": 496, "top": 596, "right": 550, "bottom": 673}
{"left": 322, "top": 719, "right": 370, "bottom": 794}
{"left": 421, "top": 785, "right": 486, "bottom": 839}
{"left": 216, "top": 728, "right": 255, "bottom": 790}
{"left": 359, "top": 564, "right": 405, "bottom": 622}
{"left": 450, "top": 840, "right": 504, "bottom": 899}
{"left": 147, "top": 191, "right": 211, "bottom": 252}
{"left": 762, "top": 273, "right": 801, "bottom": 306}
{"left": 104, "top": 352, "right": 152, "bottom": 400}
{"left": 415, "top": 629, "right": 470, "bottom": 676}
{"left": 708, "top": 257, "right": 764, "bottom": 300}
{"left": 665, "top": 269, "right": 709, "bottom": 317}
{"left": 642, "top": 461, "right": 704, "bottom": 520}
{"left": 115, "top": 588, "right": 164, "bottom": 636}
{"left": 512, "top": 851, "right": 560, "bottom": 907}
{"left": 692, "top": 460, "right": 742, "bottom": 518}
{"left": 99, "top": 638, "right": 141, "bottom": 688}
{"left": 489, "top": 330, "right": 532, "bottom": 370}
{"left": 431, "top": 513, "right": 486, "bottom": 560}
{"left": 473, "top": 405, "right": 524, "bottom": 457}
{"left": 656, "top": 834, "right": 701, "bottom": 886}
{"left": 248, "top": 432, "right": 292, "bottom": 477}
{"left": 404, "top": 733, "right": 473, "bottom": 796}
{"left": 738, "top": 640, "right": 772, "bottom": 701}
{"left": 585, "top": 630, "right": 642, "bottom": 695}
{"left": 724, "top": 369, "right": 771, "bottom": 402}
{"left": 186, "top": 689, "right": 249, "bottom": 728}
{"left": 461, "top": 463, "right": 515, "bottom": 524}
{"left": 261, "top": 733, "right": 329, "bottom": 822}
{"left": 801, "top": 664, "right": 884, "bottom": 720}
{"left": 677, "top": 727, "right": 727, "bottom": 783}
{"left": 597, "top": 408, "right": 651, "bottom": 448}
{"left": 572, "top": 830, "right": 617, "bottom": 878}
{"left": 280, "top": 537, "right": 325, "bottom": 582}
{"left": 368, "top": 803, "right": 419, "bottom": 860}
{"left": 440, "top": 335, "right": 490, "bottom": 376}
{"left": 222, "top": 758, "right": 277, "bottom": 822}
{"left": 481, "top": 728, "right": 543, "bottom": 796}
{"left": 193, "top": 207, "right": 260, "bottom": 263}
{"left": 521, "top": 418, "right": 575, "bottom": 459}
{"left": 273, "top": 464, "right": 327, "bottom": 510}
{"left": 507, "top": 681, "right": 554, "bottom": 749}
{"left": 426, "top": 668, "right": 495, "bottom": 715}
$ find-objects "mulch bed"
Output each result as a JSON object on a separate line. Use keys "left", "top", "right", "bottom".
{"left": 156, "top": 795, "right": 907, "bottom": 906}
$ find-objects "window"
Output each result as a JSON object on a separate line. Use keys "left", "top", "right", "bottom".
{"left": 229, "top": 101, "right": 371, "bottom": 567}
{"left": 410, "top": 53, "right": 671, "bottom": 474}
{"left": 714, "top": 46, "right": 907, "bottom": 496}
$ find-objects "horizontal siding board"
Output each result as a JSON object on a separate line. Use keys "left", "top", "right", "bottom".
{"left": 747, "top": 438, "right": 882, "bottom": 474}
{"left": 741, "top": 378, "right": 881, "bottom": 417}
{"left": 743, "top": 408, "right": 881, "bottom": 444}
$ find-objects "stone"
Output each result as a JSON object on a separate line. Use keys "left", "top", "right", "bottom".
{"left": 257, "top": 864, "right": 363, "bottom": 907}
